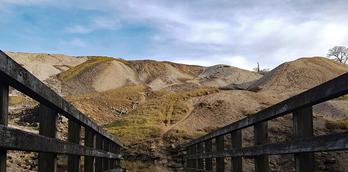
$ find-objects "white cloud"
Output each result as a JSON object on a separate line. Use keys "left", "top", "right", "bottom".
{"left": 3, "top": 0, "right": 348, "bottom": 69}
{"left": 223, "top": 56, "right": 255, "bottom": 70}
{"left": 59, "top": 38, "right": 87, "bottom": 47}
{"left": 107, "top": 0, "right": 348, "bottom": 68}
{"left": 64, "top": 25, "right": 91, "bottom": 34}
{"left": 175, "top": 58, "right": 215, "bottom": 67}
{"left": 0, "top": 0, "right": 49, "bottom": 6}
{"left": 65, "top": 16, "right": 119, "bottom": 34}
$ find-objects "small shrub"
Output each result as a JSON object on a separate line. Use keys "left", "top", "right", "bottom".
{"left": 336, "top": 95, "right": 348, "bottom": 101}
{"left": 9, "top": 96, "right": 25, "bottom": 105}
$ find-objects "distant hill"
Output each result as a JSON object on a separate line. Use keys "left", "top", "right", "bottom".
{"left": 6, "top": 52, "right": 87, "bottom": 81}
{"left": 248, "top": 57, "right": 348, "bottom": 93}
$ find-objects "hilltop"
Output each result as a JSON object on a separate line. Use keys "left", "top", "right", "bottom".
{"left": 6, "top": 52, "right": 87, "bottom": 81}
{"left": 248, "top": 57, "right": 348, "bottom": 94}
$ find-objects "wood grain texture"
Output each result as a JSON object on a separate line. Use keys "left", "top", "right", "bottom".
{"left": 293, "top": 107, "right": 314, "bottom": 172}
{"left": 68, "top": 120, "right": 81, "bottom": 172}
{"left": 38, "top": 104, "right": 58, "bottom": 172}
{"left": 84, "top": 129, "right": 96, "bottom": 172}
{"left": 0, "top": 125, "right": 122, "bottom": 159}
{"left": 0, "top": 82, "right": 8, "bottom": 172}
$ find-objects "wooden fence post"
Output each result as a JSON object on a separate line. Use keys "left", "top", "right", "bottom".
{"left": 192, "top": 144, "right": 197, "bottom": 169}
{"left": 188, "top": 145, "right": 195, "bottom": 169}
{"left": 293, "top": 107, "right": 314, "bottom": 172}
{"left": 190, "top": 146, "right": 194, "bottom": 168}
{"left": 197, "top": 142, "right": 204, "bottom": 169}
{"left": 186, "top": 147, "right": 191, "bottom": 168}
{"left": 84, "top": 129, "right": 95, "bottom": 172}
{"left": 216, "top": 135, "right": 225, "bottom": 172}
{"left": 95, "top": 135, "right": 103, "bottom": 172}
{"left": 0, "top": 83, "right": 8, "bottom": 172}
{"left": 103, "top": 140, "right": 110, "bottom": 170}
{"left": 254, "top": 122, "right": 269, "bottom": 172}
{"left": 231, "top": 130, "right": 242, "bottom": 172}
{"left": 68, "top": 120, "right": 81, "bottom": 172}
{"left": 38, "top": 104, "right": 57, "bottom": 172}
{"left": 110, "top": 144, "right": 115, "bottom": 169}
{"left": 108, "top": 143, "right": 112, "bottom": 169}
{"left": 205, "top": 139, "right": 213, "bottom": 170}
{"left": 115, "top": 145, "right": 120, "bottom": 168}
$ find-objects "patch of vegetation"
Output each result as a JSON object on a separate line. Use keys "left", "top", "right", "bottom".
{"left": 57, "top": 57, "right": 114, "bottom": 81}
{"left": 326, "top": 119, "right": 348, "bottom": 130}
{"left": 105, "top": 87, "right": 219, "bottom": 145}
{"left": 336, "top": 95, "right": 348, "bottom": 101}
{"left": 122, "top": 161, "right": 167, "bottom": 172}
{"left": 9, "top": 96, "right": 25, "bottom": 105}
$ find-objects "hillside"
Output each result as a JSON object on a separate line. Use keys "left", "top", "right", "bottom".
{"left": 248, "top": 57, "right": 348, "bottom": 94}
{"left": 5, "top": 52, "right": 348, "bottom": 171}
{"left": 199, "top": 64, "right": 262, "bottom": 88}
{"left": 6, "top": 52, "right": 87, "bottom": 81}
{"left": 56, "top": 57, "right": 260, "bottom": 95}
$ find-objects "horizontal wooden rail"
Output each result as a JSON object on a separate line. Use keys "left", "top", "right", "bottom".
{"left": 185, "top": 131, "right": 348, "bottom": 159}
{"left": 0, "top": 125, "right": 122, "bottom": 159}
{"left": 184, "top": 72, "right": 348, "bottom": 148}
{"left": 0, "top": 51, "right": 121, "bottom": 146}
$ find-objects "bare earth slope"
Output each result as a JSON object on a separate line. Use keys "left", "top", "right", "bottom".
{"left": 199, "top": 64, "right": 262, "bottom": 88}
{"left": 58, "top": 57, "right": 260, "bottom": 95}
{"left": 249, "top": 57, "right": 348, "bottom": 94}
{"left": 6, "top": 52, "right": 87, "bottom": 81}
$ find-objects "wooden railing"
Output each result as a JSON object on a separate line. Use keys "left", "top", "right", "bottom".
{"left": 178, "top": 72, "right": 348, "bottom": 172}
{"left": 0, "top": 51, "right": 123, "bottom": 172}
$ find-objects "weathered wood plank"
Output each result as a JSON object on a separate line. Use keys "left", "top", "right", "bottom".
{"left": 95, "top": 135, "right": 103, "bottom": 172}
{"left": 68, "top": 120, "right": 81, "bottom": 172}
{"left": 38, "top": 104, "right": 57, "bottom": 172}
{"left": 84, "top": 129, "right": 95, "bottom": 172}
{"left": 187, "top": 145, "right": 194, "bottom": 168}
{"left": 103, "top": 140, "right": 110, "bottom": 170}
{"left": 216, "top": 135, "right": 225, "bottom": 172}
{"left": 186, "top": 147, "right": 193, "bottom": 168}
{"left": 204, "top": 140, "right": 212, "bottom": 170}
{"left": 185, "top": 131, "right": 348, "bottom": 159}
{"left": 0, "top": 51, "right": 122, "bottom": 147}
{"left": 109, "top": 144, "right": 116, "bottom": 169}
{"left": 0, "top": 125, "right": 121, "bottom": 158}
{"left": 254, "top": 122, "right": 269, "bottom": 172}
{"left": 183, "top": 71, "right": 348, "bottom": 147}
{"left": 115, "top": 146, "right": 120, "bottom": 168}
{"left": 197, "top": 142, "right": 204, "bottom": 169}
{"left": 231, "top": 130, "right": 242, "bottom": 172}
{"left": 0, "top": 82, "right": 8, "bottom": 172}
{"left": 293, "top": 107, "right": 314, "bottom": 172}
{"left": 192, "top": 145, "right": 197, "bottom": 168}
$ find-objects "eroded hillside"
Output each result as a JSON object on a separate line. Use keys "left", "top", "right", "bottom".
{"left": 6, "top": 52, "right": 348, "bottom": 171}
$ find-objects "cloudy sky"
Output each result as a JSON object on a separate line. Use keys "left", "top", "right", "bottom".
{"left": 0, "top": 0, "right": 348, "bottom": 69}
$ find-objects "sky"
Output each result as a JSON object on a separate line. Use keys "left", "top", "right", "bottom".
{"left": 0, "top": 0, "right": 348, "bottom": 70}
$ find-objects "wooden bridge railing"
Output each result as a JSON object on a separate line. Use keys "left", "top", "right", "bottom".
{"left": 0, "top": 51, "right": 123, "bottom": 172}
{"left": 178, "top": 72, "right": 348, "bottom": 172}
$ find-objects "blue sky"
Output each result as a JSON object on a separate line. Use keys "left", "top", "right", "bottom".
{"left": 1, "top": 0, "right": 348, "bottom": 70}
